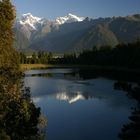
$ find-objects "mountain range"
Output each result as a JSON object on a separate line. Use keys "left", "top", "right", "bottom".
{"left": 14, "top": 13, "right": 140, "bottom": 53}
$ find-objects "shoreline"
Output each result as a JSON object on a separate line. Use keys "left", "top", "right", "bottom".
{"left": 20, "top": 64, "right": 140, "bottom": 73}
{"left": 21, "top": 64, "right": 140, "bottom": 82}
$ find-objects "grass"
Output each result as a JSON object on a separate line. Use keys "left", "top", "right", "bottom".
{"left": 20, "top": 64, "right": 140, "bottom": 74}
{"left": 20, "top": 64, "right": 80, "bottom": 70}
{"left": 20, "top": 64, "right": 51, "bottom": 70}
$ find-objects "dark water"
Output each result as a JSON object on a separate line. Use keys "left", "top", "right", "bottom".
{"left": 24, "top": 68, "right": 138, "bottom": 140}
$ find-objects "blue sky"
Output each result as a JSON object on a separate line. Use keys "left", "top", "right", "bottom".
{"left": 12, "top": 0, "right": 140, "bottom": 19}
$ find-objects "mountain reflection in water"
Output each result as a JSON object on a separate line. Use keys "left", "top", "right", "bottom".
{"left": 24, "top": 68, "right": 140, "bottom": 140}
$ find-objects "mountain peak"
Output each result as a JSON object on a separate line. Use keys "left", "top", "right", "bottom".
{"left": 17, "top": 13, "right": 86, "bottom": 28}
{"left": 55, "top": 13, "right": 85, "bottom": 25}
{"left": 21, "top": 13, "right": 42, "bottom": 21}
{"left": 22, "top": 13, "right": 32, "bottom": 17}
{"left": 19, "top": 13, "right": 43, "bottom": 30}
{"left": 68, "top": 13, "right": 78, "bottom": 17}
{"left": 68, "top": 13, "right": 74, "bottom": 16}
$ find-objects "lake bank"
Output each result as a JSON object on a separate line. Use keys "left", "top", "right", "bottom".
{"left": 21, "top": 64, "right": 140, "bottom": 82}
{"left": 21, "top": 64, "right": 97, "bottom": 70}
{"left": 21, "top": 64, "right": 140, "bottom": 73}
{"left": 21, "top": 64, "right": 52, "bottom": 70}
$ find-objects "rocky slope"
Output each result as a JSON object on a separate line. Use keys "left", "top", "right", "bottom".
{"left": 14, "top": 13, "right": 140, "bottom": 53}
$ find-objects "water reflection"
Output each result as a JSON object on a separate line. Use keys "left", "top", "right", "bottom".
{"left": 27, "top": 77, "right": 136, "bottom": 109}
{"left": 25, "top": 68, "right": 140, "bottom": 82}
{"left": 25, "top": 68, "right": 139, "bottom": 140}
{"left": 53, "top": 89, "right": 97, "bottom": 104}
{"left": 56, "top": 91, "right": 86, "bottom": 104}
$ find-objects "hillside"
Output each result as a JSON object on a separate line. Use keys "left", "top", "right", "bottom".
{"left": 14, "top": 13, "right": 140, "bottom": 53}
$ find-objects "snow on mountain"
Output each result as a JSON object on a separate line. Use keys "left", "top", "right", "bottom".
{"left": 17, "top": 13, "right": 86, "bottom": 29}
{"left": 55, "top": 13, "right": 86, "bottom": 24}
{"left": 17, "top": 13, "right": 44, "bottom": 30}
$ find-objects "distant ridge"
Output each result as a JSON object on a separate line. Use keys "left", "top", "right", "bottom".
{"left": 14, "top": 13, "right": 140, "bottom": 53}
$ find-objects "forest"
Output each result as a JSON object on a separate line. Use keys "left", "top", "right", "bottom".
{"left": 20, "top": 41, "right": 140, "bottom": 69}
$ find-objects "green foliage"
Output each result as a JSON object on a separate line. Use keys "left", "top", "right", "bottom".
{"left": 49, "top": 53, "right": 77, "bottom": 65}
{"left": 21, "top": 41, "right": 140, "bottom": 68}
{"left": 52, "top": 41, "right": 140, "bottom": 68}
{"left": 0, "top": 73, "right": 44, "bottom": 139}
{"left": 19, "top": 51, "right": 53, "bottom": 64}
{"left": 78, "top": 41, "right": 140, "bottom": 68}
{"left": 0, "top": 0, "right": 20, "bottom": 74}
{"left": 0, "top": 1, "right": 46, "bottom": 139}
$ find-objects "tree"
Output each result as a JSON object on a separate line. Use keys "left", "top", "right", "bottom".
{"left": 32, "top": 52, "right": 37, "bottom": 64}
{"left": 0, "top": 1, "right": 45, "bottom": 139}
{"left": 0, "top": 0, "right": 20, "bottom": 75}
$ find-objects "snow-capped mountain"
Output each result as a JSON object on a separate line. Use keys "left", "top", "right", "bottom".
{"left": 16, "top": 13, "right": 45, "bottom": 30}
{"left": 55, "top": 13, "right": 85, "bottom": 24}
{"left": 14, "top": 13, "right": 86, "bottom": 50}
{"left": 17, "top": 13, "right": 85, "bottom": 29}
{"left": 14, "top": 13, "right": 140, "bottom": 53}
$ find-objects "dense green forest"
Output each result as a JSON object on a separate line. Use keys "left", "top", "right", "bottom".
{"left": 55, "top": 41, "right": 140, "bottom": 68}
{"left": 78, "top": 41, "right": 140, "bottom": 68}
{"left": 0, "top": 1, "right": 44, "bottom": 139}
{"left": 20, "top": 41, "right": 140, "bottom": 69}
{"left": 19, "top": 51, "right": 53, "bottom": 64}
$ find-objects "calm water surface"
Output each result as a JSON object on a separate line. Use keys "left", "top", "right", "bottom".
{"left": 24, "top": 68, "right": 137, "bottom": 140}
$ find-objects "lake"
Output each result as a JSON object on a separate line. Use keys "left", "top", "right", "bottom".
{"left": 24, "top": 68, "right": 138, "bottom": 140}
